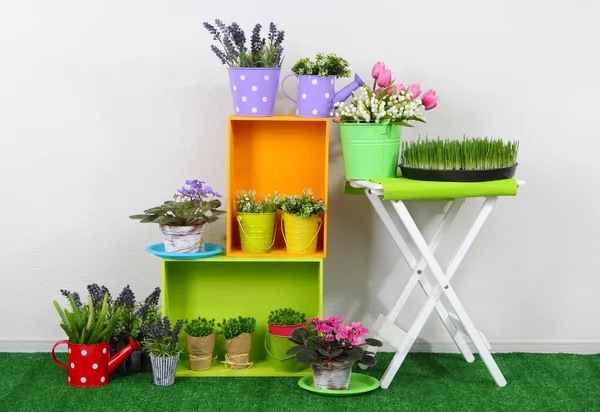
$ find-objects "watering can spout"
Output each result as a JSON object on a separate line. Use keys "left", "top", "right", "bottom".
{"left": 334, "top": 73, "right": 365, "bottom": 105}
{"left": 108, "top": 337, "right": 140, "bottom": 374}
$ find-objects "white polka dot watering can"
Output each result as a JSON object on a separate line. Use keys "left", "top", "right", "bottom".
{"left": 51, "top": 337, "right": 140, "bottom": 387}
{"left": 281, "top": 73, "right": 364, "bottom": 118}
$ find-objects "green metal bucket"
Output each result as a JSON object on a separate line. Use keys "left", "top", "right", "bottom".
{"left": 338, "top": 122, "right": 402, "bottom": 179}
{"left": 237, "top": 212, "right": 276, "bottom": 253}
{"left": 264, "top": 332, "right": 308, "bottom": 373}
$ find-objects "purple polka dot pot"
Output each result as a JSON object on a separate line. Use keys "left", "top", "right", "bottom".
{"left": 281, "top": 73, "right": 364, "bottom": 118}
{"left": 228, "top": 68, "right": 281, "bottom": 116}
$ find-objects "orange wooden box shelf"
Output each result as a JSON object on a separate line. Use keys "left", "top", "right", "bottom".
{"left": 226, "top": 115, "right": 329, "bottom": 258}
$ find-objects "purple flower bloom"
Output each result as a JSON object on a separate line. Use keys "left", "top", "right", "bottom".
{"left": 60, "top": 289, "right": 81, "bottom": 306}
{"left": 275, "top": 30, "right": 285, "bottom": 47}
{"left": 250, "top": 23, "right": 262, "bottom": 55}
{"left": 87, "top": 283, "right": 110, "bottom": 305}
{"left": 177, "top": 186, "right": 191, "bottom": 197}
{"left": 203, "top": 22, "right": 217, "bottom": 37}
{"left": 211, "top": 45, "right": 227, "bottom": 64}
{"left": 227, "top": 22, "right": 246, "bottom": 50}
{"left": 268, "top": 22, "right": 277, "bottom": 42}
{"left": 214, "top": 19, "right": 227, "bottom": 32}
{"left": 222, "top": 35, "right": 238, "bottom": 58}
{"left": 115, "top": 285, "right": 136, "bottom": 309}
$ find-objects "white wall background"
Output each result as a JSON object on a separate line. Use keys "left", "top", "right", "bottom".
{"left": 1, "top": 0, "right": 599, "bottom": 352}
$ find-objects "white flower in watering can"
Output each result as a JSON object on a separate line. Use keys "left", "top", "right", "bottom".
{"left": 129, "top": 179, "right": 226, "bottom": 253}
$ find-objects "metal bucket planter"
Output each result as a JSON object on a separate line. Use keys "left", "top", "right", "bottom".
{"left": 150, "top": 353, "right": 180, "bottom": 386}
{"left": 338, "top": 122, "right": 403, "bottom": 179}
{"left": 228, "top": 68, "right": 281, "bottom": 116}
{"left": 281, "top": 213, "right": 322, "bottom": 254}
{"left": 237, "top": 212, "right": 276, "bottom": 253}
{"left": 159, "top": 224, "right": 205, "bottom": 253}
{"left": 312, "top": 360, "right": 354, "bottom": 390}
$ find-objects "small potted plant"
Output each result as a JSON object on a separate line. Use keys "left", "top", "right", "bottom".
{"left": 265, "top": 308, "right": 308, "bottom": 373}
{"left": 140, "top": 316, "right": 184, "bottom": 387}
{"left": 278, "top": 188, "right": 326, "bottom": 254}
{"left": 51, "top": 290, "right": 140, "bottom": 387}
{"left": 236, "top": 189, "right": 280, "bottom": 253}
{"left": 129, "top": 179, "right": 226, "bottom": 253}
{"left": 281, "top": 52, "right": 364, "bottom": 118}
{"left": 286, "top": 316, "right": 383, "bottom": 390}
{"left": 267, "top": 308, "right": 306, "bottom": 337}
{"left": 399, "top": 136, "right": 519, "bottom": 182}
{"left": 332, "top": 61, "right": 439, "bottom": 180}
{"left": 219, "top": 316, "right": 256, "bottom": 370}
{"left": 184, "top": 317, "right": 218, "bottom": 371}
{"left": 203, "top": 19, "right": 285, "bottom": 116}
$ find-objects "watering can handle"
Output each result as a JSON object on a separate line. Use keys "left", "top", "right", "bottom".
{"left": 236, "top": 215, "right": 276, "bottom": 251}
{"left": 281, "top": 216, "right": 323, "bottom": 253}
{"left": 264, "top": 332, "right": 295, "bottom": 362}
{"left": 51, "top": 340, "right": 68, "bottom": 370}
{"left": 281, "top": 74, "right": 297, "bottom": 104}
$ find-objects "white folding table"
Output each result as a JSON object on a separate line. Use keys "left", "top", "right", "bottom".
{"left": 350, "top": 178, "right": 525, "bottom": 389}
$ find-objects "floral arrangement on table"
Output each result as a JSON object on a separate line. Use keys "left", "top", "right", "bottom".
{"left": 278, "top": 188, "right": 326, "bottom": 219}
{"left": 236, "top": 189, "right": 280, "bottom": 214}
{"left": 141, "top": 316, "right": 184, "bottom": 386}
{"left": 332, "top": 61, "right": 438, "bottom": 127}
{"left": 203, "top": 19, "right": 285, "bottom": 68}
{"left": 286, "top": 316, "right": 382, "bottom": 366}
{"left": 291, "top": 53, "right": 351, "bottom": 78}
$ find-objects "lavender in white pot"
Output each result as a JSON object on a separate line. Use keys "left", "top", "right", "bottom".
{"left": 141, "top": 316, "right": 184, "bottom": 387}
{"left": 130, "top": 179, "right": 226, "bottom": 253}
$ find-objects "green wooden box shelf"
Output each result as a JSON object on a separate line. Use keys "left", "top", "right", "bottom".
{"left": 160, "top": 256, "right": 323, "bottom": 377}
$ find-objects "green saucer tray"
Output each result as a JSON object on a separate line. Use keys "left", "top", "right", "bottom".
{"left": 298, "top": 373, "right": 380, "bottom": 396}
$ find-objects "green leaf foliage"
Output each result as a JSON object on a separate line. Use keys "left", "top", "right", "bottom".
{"left": 278, "top": 188, "right": 326, "bottom": 219}
{"left": 400, "top": 136, "right": 519, "bottom": 170}
{"left": 291, "top": 53, "right": 351, "bottom": 78}
{"left": 268, "top": 308, "right": 306, "bottom": 326}
{"left": 53, "top": 293, "right": 122, "bottom": 344}
{"left": 218, "top": 316, "right": 256, "bottom": 340}
{"left": 184, "top": 317, "right": 217, "bottom": 338}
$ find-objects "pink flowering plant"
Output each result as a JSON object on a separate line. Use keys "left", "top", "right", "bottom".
{"left": 286, "top": 315, "right": 382, "bottom": 367}
{"left": 332, "top": 61, "right": 438, "bottom": 127}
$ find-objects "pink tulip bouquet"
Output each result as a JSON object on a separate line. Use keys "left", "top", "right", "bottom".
{"left": 332, "top": 62, "right": 438, "bottom": 127}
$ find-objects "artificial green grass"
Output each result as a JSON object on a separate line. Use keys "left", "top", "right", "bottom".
{"left": 1, "top": 352, "right": 599, "bottom": 412}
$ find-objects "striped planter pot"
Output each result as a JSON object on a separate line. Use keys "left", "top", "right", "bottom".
{"left": 150, "top": 353, "right": 180, "bottom": 386}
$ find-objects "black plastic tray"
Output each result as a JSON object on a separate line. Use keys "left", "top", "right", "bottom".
{"left": 399, "top": 164, "right": 517, "bottom": 182}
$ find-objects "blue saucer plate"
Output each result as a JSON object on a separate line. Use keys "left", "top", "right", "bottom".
{"left": 145, "top": 243, "right": 224, "bottom": 260}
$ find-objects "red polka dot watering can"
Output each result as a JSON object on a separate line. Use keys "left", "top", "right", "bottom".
{"left": 52, "top": 337, "right": 140, "bottom": 387}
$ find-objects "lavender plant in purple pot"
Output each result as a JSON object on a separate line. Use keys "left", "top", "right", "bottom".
{"left": 281, "top": 53, "right": 364, "bottom": 118}
{"left": 203, "top": 20, "right": 285, "bottom": 117}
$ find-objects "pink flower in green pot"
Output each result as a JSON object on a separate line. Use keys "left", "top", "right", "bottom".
{"left": 407, "top": 83, "right": 421, "bottom": 100}
{"left": 422, "top": 89, "right": 438, "bottom": 110}
{"left": 377, "top": 69, "right": 392, "bottom": 88}
{"left": 371, "top": 62, "right": 386, "bottom": 79}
